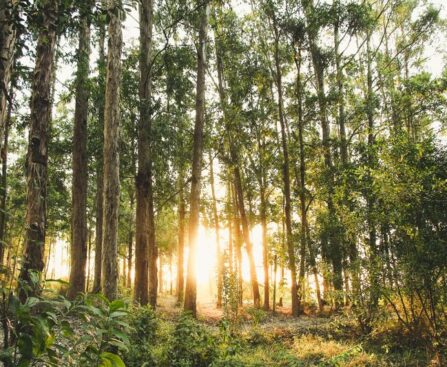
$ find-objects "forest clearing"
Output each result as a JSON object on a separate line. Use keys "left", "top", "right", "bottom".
{"left": 0, "top": 0, "right": 446, "bottom": 366}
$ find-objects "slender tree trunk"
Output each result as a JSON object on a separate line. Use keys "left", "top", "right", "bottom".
{"left": 101, "top": 0, "right": 122, "bottom": 300}
{"left": 232, "top": 183, "right": 243, "bottom": 306}
{"left": 209, "top": 151, "right": 223, "bottom": 308}
{"left": 134, "top": 0, "right": 154, "bottom": 306}
{"left": 0, "top": 81, "right": 12, "bottom": 265}
{"left": 18, "top": 0, "right": 58, "bottom": 301}
{"left": 293, "top": 46, "right": 309, "bottom": 313}
{"left": 272, "top": 22, "right": 299, "bottom": 316}
{"left": 158, "top": 255, "right": 163, "bottom": 294}
{"left": 127, "top": 222, "right": 133, "bottom": 288}
{"left": 366, "top": 32, "right": 379, "bottom": 310}
{"left": 68, "top": 2, "right": 92, "bottom": 299}
{"left": 86, "top": 227, "right": 92, "bottom": 291}
{"left": 169, "top": 253, "right": 173, "bottom": 295}
{"left": 260, "top": 187, "right": 269, "bottom": 310}
{"left": 177, "top": 172, "right": 186, "bottom": 303}
{"left": 273, "top": 254, "right": 277, "bottom": 312}
{"left": 233, "top": 166, "right": 261, "bottom": 308}
{"left": 92, "top": 11, "right": 106, "bottom": 294}
{"left": 184, "top": 2, "right": 209, "bottom": 316}
{"left": 0, "top": 0, "right": 17, "bottom": 159}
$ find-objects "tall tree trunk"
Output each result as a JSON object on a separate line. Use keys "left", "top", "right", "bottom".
{"left": 127, "top": 217, "right": 133, "bottom": 288}
{"left": 68, "top": 1, "right": 92, "bottom": 299}
{"left": 86, "top": 227, "right": 92, "bottom": 291}
{"left": 169, "top": 253, "right": 173, "bottom": 295}
{"left": 209, "top": 151, "right": 223, "bottom": 308}
{"left": 18, "top": 0, "right": 58, "bottom": 301}
{"left": 0, "top": 81, "right": 12, "bottom": 265}
{"left": 92, "top": 10, "right": 106, "bottom": 294}
{"left": 158, "top": 255, "right": 163, "bottom": 293}
{"left": 232, "top": 184, "right": 243, "bottom": 306}
{"left": 260, "top": 186, "right": 269, "bottom": 310}
{"left": 134, "top": 0, "right": 153, "bottom": 306}
{"left": 101, "top": 0, "right": 122, "bottom": 300}
{"left": 272, "top": 20, "right": 299, "bottom": 316}
{"left": 366, "top": 32, "right": 379, "bottom": 310}
{"left": 176, "top": 171, "right": 186, "bottom": 303}
{"left": 233, "top": 166, "right": 261, "bottom": 308}
{"left": 293, "top": 45, "right": 311, "bottom": 312}
{"left": 184, "top": 1, "right": 209, "bottom": 316}
{"left": 0, "top": 0, "right": 17, "bottom": 160}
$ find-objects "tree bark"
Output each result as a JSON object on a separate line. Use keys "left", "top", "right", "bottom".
{"left": 68, "top": 1, "right": 92, "bottom": 299}
{"left": 184, "top": 1, "right": 209, "bottom": 316}
{"left": 18, "top": 0, "right": 58, "bottom": 301}
{"left": 0, "top": 0, "right": 17, "bottom": 160}
{"left": 209, "top": 151, "right": 223, "bottom": 308}
{"left": 176, "top": 171, "right": 186, "bottom": 303}
{"left": 134, "top": 0, "right": 157, "bottom": 307}
{"left": 232, "top": 184, "right": 243, "bottom": 306}
{"left": 92, "top": 7, "right": 106, "bottom": 294}
{"left": 260, "top": 186, "right": 269, "bottom": 310}
{"left": 101, "top": 0, "right": 122, "bottom": 300}
{"left": 0, "top": 81, "right": 12, "bottom": 265}
{"left": 272, "top": 19, "right": 299, "bottom": 316}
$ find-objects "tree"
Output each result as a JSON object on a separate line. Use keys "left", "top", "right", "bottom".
{"left": 67, "top": 0, "right": 93, "bottom": 299}
{"left": 101, "top": 0, "right": 123, "bottom": 300}
{"left": 134, "top": 0, "right": 155, "bottom": 306}
{"left": 18, "top": 0, "right": 59, "bottom": 300}
{"left": 184, "top": 1, "right": 209, "bottom": 316}
{"left": 92, "top": 0, "right": 107, "bottom": 294}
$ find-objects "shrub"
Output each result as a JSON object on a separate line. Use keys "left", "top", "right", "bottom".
{"left": 167, "top": 312, "right": 217, "bottom": 367}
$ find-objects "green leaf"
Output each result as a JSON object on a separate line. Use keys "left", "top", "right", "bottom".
{"left": 100, "top": 352, "right": 126, "bottom": 367}
{"left": 109, "top": 299, "right": 126, "bottom": 312}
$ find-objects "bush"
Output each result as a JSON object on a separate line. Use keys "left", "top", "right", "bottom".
{"left": 125, "top": 305, "right": 158, "bottom": 367}
{"left": 167, "top": 312, "right": 217, "bottom": 367}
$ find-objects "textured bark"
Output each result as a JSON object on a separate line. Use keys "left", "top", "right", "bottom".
{"left": 92, "top": 10, "right": 106, "bottom": 294}
{"left": 209, "top": 151, "right": 223, "bottom": 308}
{"left": 68, "top": 2, "right": 92, "bottom": 299}
{"left": 0, "top": 0, "right": 17, "bottom": 160}
{"left": 0, "top": 0, "right": 16, "bottom": 264}
{"left": 127, "top": 194, "right": 133, "bottom": 288}
{"left": 0, "top": 82, "right": 12, "bottom": 265}
{"left": 18, "top": 0, "right": 58, "bottom": 300}
{"left": 272, "top": 21, "right": 299, "bottom": 316}
{"left": 86, "top": 228, "right": 92, "bottom": 291}
{"left": 101, "top": 0, "right": 122, "bottom": 300}
{"left": 184, "top": 2, "right": 209, "bottom": 316}
{"left": 134, "top": 0, "right": 156, "bottom": 306}
{"left": 176, "top": 172, "right": 186, "bottom": 303}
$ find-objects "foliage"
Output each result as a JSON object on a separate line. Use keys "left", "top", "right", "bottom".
{"left": 0, "top": 282, "right": 130, "bottom": 367}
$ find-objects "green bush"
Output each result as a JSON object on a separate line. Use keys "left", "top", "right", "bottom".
{"left": 167, "top": 312, "right": 217, "bottom": 367}
{"left": 125, "top": 305, "right": 158, "bottom": 367}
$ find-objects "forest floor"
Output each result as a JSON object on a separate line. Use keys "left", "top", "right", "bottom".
{"left": 152, "top": 294, "right": 436, "bottom": 367}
